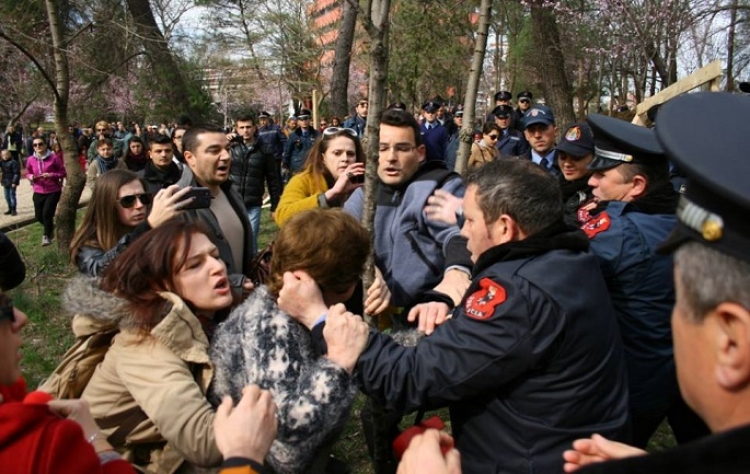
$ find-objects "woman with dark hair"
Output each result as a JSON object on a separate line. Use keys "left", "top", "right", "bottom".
{"left": 555, "top": 122, "right": 596, "bottom": 224}
{"left": 26, "top": 137, "right": 66, "bottom": 246}
{"left": 211, "top": 208, "right": 381, "bottom": 473}
{"left": 122, "top": 137, "right": 148, "bottom": 172}
{"left": 75, "top": 219, "right": 233, "bottom": 473}
{"left": 70, "top": 169, "right": 190, "bottom": 277}
{"left": 274, "top": 127, "right": 365, "bottom": 226}
{"left": 467, "top": 122, "right": 501, "bottom": 171}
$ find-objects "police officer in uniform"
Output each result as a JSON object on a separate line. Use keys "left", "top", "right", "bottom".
{"left": 282, "top": 108, "right": 318, "bottom": 175}
{"left": 582, "top": 113, "right": 709, "bottom": 449}
{"left": 492, "top": 104, "right": 528, "bottom": 156}
{"left": 564, "top": 92, "right": 750, "bottom": 474}
{"left": 513, "top": 90, "right": 533, "bottom": 131}
{"left": 420, "top": 101, "right": 449, "bottom": 163}
{"left": 282, "top": 158, "right": 630, "bottom": 474}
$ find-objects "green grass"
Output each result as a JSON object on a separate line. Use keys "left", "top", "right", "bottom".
{"left": 7, "top": 207, "right": 677, "bottom": 473}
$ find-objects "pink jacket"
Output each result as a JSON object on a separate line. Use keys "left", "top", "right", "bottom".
{"left": 26, "top": 152, "right": 66, "bottom": 194}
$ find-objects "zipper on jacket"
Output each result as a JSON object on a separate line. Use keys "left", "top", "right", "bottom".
{"left": 405, "top": 230, "right": 441, "bottom": 276}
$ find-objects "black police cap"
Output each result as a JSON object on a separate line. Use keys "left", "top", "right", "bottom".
{"left": 422, "top": 101, "right": 441, "bottom": 112}
{"left": 491, "top": 105, "right": 513, "bottom": 118}
{"left": 517, "top": 91, "right": 533, "bottom": 100}
{"left": 494, "top": 91, "right": 512, "bottom": 102}
{"left": 586, "top": 113, "right": 665, "bottom": 171}
{"left": 656, "top": 92, "right": 750, "bottom": 263}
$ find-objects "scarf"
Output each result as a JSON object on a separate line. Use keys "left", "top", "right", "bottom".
{"left": 95, "top": 155, "right": 119, "bottom": 174}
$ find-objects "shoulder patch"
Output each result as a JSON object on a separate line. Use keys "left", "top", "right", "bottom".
{"left": 464, "top": 278, "right": 507, "bottom": 321}
{"left": 581, "top": 211, "right": 612, "bottom": 239}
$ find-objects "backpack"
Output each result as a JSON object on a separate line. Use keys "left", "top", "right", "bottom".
{"left": 38, "top": 327, "right": 117, "bottom": 399}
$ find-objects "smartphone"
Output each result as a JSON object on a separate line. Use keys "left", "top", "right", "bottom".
{"left": 181, "top": 187, "right": 212, "bottom": 210}
{"left": 349, "top": 173, "right": 365, "bottom": 184}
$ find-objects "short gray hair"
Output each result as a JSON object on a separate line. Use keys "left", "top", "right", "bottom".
{"left": 674, "top": 242, "right": 750, "bottom": 322}
{"left": 465, "top": 159, "right": 563, "bottom": 235}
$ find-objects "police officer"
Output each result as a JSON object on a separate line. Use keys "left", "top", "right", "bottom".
{"left": 492, "top": 104, "right": 528, "bottom": 156}
{"left": 282, "top": 158, "right": 630, "bottom": 474}
{"left": 564, "top": 92, "right": 750, "bottom": 474}
{"left": 521, "top": 104, "right": 559, "bottom": 176}
{"left": 513, "top": 90, "right": 533, "bottom": 131}
{"left": 420, "top": 101, "right": 449, "bottom": 163}
{"left": 282, "top": 108, "right": 318, "bottom": 175}
{"left": 445, "top": 109, "right": 463, "bottom": 171}
{"left": 582, "top": 113, "right": 709, "bottom": 449}
{"left": 486, "top": 90, "right": 512, "bottom": 123}
{"left": 556, "top": 122, "right": 595, "bottom": 224}
{"left": 256, "top": 111, "right": 287, "bottom": 178}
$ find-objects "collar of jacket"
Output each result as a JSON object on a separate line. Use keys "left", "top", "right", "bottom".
{"left": 473, "top": 220, "right": 589, "bottom": 275}
{"left": 376, "top": 160, "right": 451, "bottom": 205}
{"left": 594, "top": 181, "right": 679, "bottom": 217}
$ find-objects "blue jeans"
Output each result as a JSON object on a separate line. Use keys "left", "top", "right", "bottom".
{"left": 247, "top": 207, "right": 262, "bottom": 255}
{"left": 4, "top": 186, "right": 16, "bottom": 210}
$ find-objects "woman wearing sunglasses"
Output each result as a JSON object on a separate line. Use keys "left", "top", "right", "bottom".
{"left": 26, "top": 138, "right": 66, "bottom": 246}
{"left": 555, "top": 122, "right": 596, "bottom": 224}
{"left": 467, "top": 122, "right": 501, "bottom": 172}
{"left": 274, "top": 127, "right": 365, "bottom": 227}
{"left": 70, "top": 169, "right": 192, "bottom": 277}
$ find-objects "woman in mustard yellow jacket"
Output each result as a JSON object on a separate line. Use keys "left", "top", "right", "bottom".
{"left": 274, "top": 127, "right": 365, "bottom": 226}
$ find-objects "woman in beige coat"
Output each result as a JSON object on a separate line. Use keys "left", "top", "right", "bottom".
{"left": 467, "top": 123, "right": 502, "bottom": 172}
{"left": 76, "top": 219, "right": 234, "bottom": 473}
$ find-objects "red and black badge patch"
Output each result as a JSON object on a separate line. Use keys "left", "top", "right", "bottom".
{"left": 464, "top": 278, "right": 507, "bottom": 321}
{"left": 581, "top": 211, "right": 611, "bottom": 239}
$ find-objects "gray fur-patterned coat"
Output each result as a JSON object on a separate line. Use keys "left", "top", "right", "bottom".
{"left": 209, "top": 286, "right": 357, "bottom": 474}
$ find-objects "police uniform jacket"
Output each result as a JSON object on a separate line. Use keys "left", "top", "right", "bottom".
{"left": 583, "top": 187, "right": 679, "bottom": 418}
{"left": 351, "top": 222, "right": 630, "bottom": 473}
{"left": 343, "top": 161, "right": 471, "bottom": 309}
{"left": 257, "top": 124, "right": 287, "bottom": 161}
{"left": 420, "top": 121, "right": 449, "bottom": 162}
{"left": 496, "top": 129, "right": 530, "bottom": 157}
{"left": 283, "top": 127, "right": 318, "bottom": 174}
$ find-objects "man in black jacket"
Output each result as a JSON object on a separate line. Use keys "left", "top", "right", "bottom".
{"left": 138, "top": 134, "right": 184, "bottom": 195}
{"left": 281, "top": 159, "right": 630, "bottom": 474}
{"left": 228, "top": 114, "right": 282, "bottom": 254}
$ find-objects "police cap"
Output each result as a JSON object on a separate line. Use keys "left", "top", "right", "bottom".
{"left": 258, "top": 111, "right": 271, "bottom": 119}
{"left": 491, "top": 105, "right": 513, "bottom": 118}
{"left": 586, "top": 113, "right": 665, "bottom": 171}
{"left": 298, "top": 109, "right": 312, "bottom": 119}
{"left": 494, "top": 90, "right": 512, "bottom": 102}
{"left": 656, "top": 92, "right": 750, "bottom": 263}
{"left": 556, "top": 122, "right": 594, "bottom": 158}
{"left": 523, "top": 104, "right": 555, "bottom": 128}
{"left": 422, "top": 101, "right": 440, "bottom": 113}
{"left": 517, "top": 91, "right": 533, "bottom": 101}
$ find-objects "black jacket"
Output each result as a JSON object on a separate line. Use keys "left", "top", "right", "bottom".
{"left": 137, "top": 161, "right": 183, "bottom": 196}
{"left": 345, "top": 223, "right": 630, "bottom": 473}
{"left": 0, "top": 159, "right": 20, "bottom": 187}
{"left": 229, "top": 139, "right": 282, "bottom": 211}
{"left": 0, "top": 231, "right": 25, "bottom": 290}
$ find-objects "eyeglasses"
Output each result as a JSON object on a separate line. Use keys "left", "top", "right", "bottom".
{"left": 519, "top": 99, "right": 531, "bottom": 104}
{"left": 323, "top": 127, "right": 358, "bottom": 137}
{"left": 487, "top": 134, "right": 499, "bottom": 140}
{"left": 32, "top": 142, "right": 46, "bottom": 147}
{"left": 378, "top": 143, "right": 417, "bottom": 154}
{"left": 118, "top": 193, "right": 152, "bottom": 208}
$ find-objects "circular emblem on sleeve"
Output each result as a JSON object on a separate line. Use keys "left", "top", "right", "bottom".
{"left": 464, "top": 278, "right": 507, "bottom": 321}
{"left": 581, "top": 211, "right": 611, "bottom": 239}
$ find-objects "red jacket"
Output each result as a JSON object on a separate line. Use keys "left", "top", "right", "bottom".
{"left": 0, "top": 378, "right": 134, "bottom": 474}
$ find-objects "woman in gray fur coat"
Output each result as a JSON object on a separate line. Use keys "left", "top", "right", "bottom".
{"left": 209, "top": 208, "right": 391, "bottom": 474}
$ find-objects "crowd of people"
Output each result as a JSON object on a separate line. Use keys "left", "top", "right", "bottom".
{"left": 1, "top": 89, "right": 749, "bottom": 474}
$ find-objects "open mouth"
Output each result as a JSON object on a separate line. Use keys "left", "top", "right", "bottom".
{"left": 214, "top": 278, "right": 229, "bottom": 294}
{"left": 217, "top": 164, "right": 229, "bottom": 173}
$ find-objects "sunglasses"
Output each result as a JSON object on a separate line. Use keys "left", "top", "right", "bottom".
{"left": 32, "top": 142, "right": 46, "bottom": 147}
{"left": 118, "top": 193, "right": 152, "bottom": 208}
{"left": 323, "top": 127, "right": 358, "bottom": 137}
{"left": 487, "top": 134, "right": 499, "bottom": 140}
{"left": 519, "top": 99, "right": 531, "bottom": 104}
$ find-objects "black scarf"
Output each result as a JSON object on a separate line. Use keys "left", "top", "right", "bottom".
{"left": 473, "top": 221, "right": 589, "bottom": 275}
{"left": 144, "top": 160, "right": 181, "bottom": 185}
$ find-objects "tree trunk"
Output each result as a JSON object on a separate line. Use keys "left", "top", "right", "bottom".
{"left": 727, "top": 0, "right": 739, "bottom": 91}
{"left": 330, "top": 0, "right": 359, "bottom": 118}
{"left": 455, "top": 0, "right": 492, "bottom": 175}
{"left": 529, "top": 0, "right": 574, "bottom": 129}
{"left": 45, "top": 0, "right": 84, "bottom": 252}
{"left": 125, "top": 0, "right": 197, "bottom": 118}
